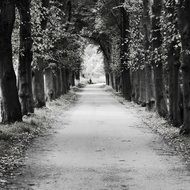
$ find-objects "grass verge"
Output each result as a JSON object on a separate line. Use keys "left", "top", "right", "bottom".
{"left": 0, "top": 90, "right": 78, "bottom": 187}
{"left": 105, "top": 85, "right": 190, "bottom": 164}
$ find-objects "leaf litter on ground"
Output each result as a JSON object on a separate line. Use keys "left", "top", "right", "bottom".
{"left": 105, "top": 85, "right": 190, "bottom": 165}
{"left": 0, "top": 88, "right": 78, "bottom": 188}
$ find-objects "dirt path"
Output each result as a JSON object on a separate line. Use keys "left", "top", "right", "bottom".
{"left": 8, "top": 84, "right": 190, "bottom": 190}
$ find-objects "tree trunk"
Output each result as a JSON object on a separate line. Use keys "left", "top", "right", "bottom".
{"left": 178, "top": 0, "right": 190, "bottom": 134}
{"left": 44, "top": 68, "right": 55, "bottom": 101}
{"left": 75, "top": 70, "right": 80, "bottom": 80}
{"left": 53, "top": 69, "right": 59, "bottom": 98}
{"left": 75, "top": 70, "right": 80, "bottom": 86}
{"left": 115, "top": 75, "right": 119, "bottom": 92}
{"left": 139, "top": 68, "right": 146, "bottom": 107}
{"left": 132, "top": 70, "right": 140, "bottom": 104}
{"left": 59, "top": 68, "right": 64, "bottom": 95}
{"left": 143, "top": 0, "right": 155, "bottom": 110}
{"left": 166, "top": 0, "right": 182, "bottom": 127}
{"left": 0, "top": 1, "right": 22, "bottom": 123}
{"left": 71, "top": 71, "right": 75, "bottom": 86}
{"left": 110, "top": 73, "right": 115, "bottom": 89}
{"left": 106, "top": 73, "right": 110, "bottom": 85}
{"left": 113, "top": 73, "right": 117, "bottom": 90}
{"left": 120, "top": 2, "right": 132, "bottom": 101}
{"left": 62, "top": 68, "right": 67, "bottom": 94}
{"left": 136, "top": 70, "right": 141, "bottom": 104}
{"left": 17, "top": 0, "right": 34, "bottom": 115}
{"left": 32, "top": 0, "right": 50, "bottom": 108}
{"left": 56, "top": 68, "right": 62, "bottom": 97}
{"left": 168, "top": 52, "right": 181, "bottom": 126}
{"left": 66, "top": 69, "right": 70, "bottom": 91}
{"left": 131, "top": 70, "right": 137, "bottom": 103}
{"left": 151, "top": 0, "right": 168, "bottom": 117}
{"left": 121, "top": 68, "right": 132, "bottom": 101}
{"left": 131, "top": 71, "right": 135, "bottom": 101}
{"left": 32, "top": 68, "right": 46, "bottom": 108}
{"left": 145, "top": 65, "right": 155, "bottom": 110}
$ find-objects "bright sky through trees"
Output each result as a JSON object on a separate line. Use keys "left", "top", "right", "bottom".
{"left": 82, "top": 44, "right": 105, "bottom": 83}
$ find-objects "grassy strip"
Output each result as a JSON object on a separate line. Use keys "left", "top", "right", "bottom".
{"left": 0, "top": 90, "right": 77, "bottom": 186}
{"left": 105, "top": 85, "right": 190, "bottom": 163}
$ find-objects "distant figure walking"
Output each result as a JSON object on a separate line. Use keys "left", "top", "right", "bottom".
{"left": 88, "top": 78, "right": 93, "bottom": 84}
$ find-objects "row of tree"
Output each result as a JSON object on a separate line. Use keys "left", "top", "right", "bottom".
{"left": 1, "top": 0, "right": 190, "bottom": 135}
{"left": 92, "top": 0, "right": 190, "bottom": 134}
{"left": 0, "top": 0, "right": 84, "bottom": 123}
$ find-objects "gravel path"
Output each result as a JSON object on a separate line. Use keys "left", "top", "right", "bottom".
{"left": 8, "top": 84, "right": 190, "bottom": 190}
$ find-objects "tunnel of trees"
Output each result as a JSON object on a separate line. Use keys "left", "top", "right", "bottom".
{"left": 0, "top": 0, "right": 190, "bottom": 134}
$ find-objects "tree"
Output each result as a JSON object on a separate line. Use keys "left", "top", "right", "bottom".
{"left": 32, "top": 0, "right": 49, "bottom": 108}
{"left": 178, "top": 0, "right": 190, "bottom": 134}
{"left": 165, "top": 0, "right": 182, "bottom": 126}
{"left": 0, "top": 0, "right": 22, "bottom": 123}
{"left": 120, "top": 0, "right": 132, "bottom": 101}
{"left": 151, "top": 0, "right": 168, "bottom": 117}
{"left": 17, "top": 0, "right": 34, "bottom": 115}
{"left": 143, "top": 0, "right": 155, "bottom": 110}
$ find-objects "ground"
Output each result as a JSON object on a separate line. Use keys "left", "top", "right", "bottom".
{"left": 4, "top": 84, "right": 190, "bottom": 190}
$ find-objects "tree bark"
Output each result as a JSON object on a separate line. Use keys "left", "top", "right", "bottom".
{"left": 105, "top": 73, "right": 110, "bottom": 85}
{"left": 121, "top": 68, "right": 132, "bottom": 101}
{"left": 115, "top": 75, "right": 119, "bottom": 92}
{"left": 168, "top": 51, "right": 181, "bottom": 126}
{"left": 151, "top": 0, "right": 168, "bottom": 117}
{"left": 131, "top": 71, "right": 135, "bottom": 101}
{"left": 166, "top": 0, "right": 182, "bottom": 127}
{"left": 139, "top": 68, "right": 146, "bottom": 107}
{"left": 53, "top": 69, "right": 59, "bottom": 98}
{"left": 32, "top": 0, "right": 50, "bottom": 108}
{"left": 145, "top": 65, "right": 155, "bottom": 109}
{"left": 0, "top": 0, "right": 22, "bottom": 123}
{"left": 131, "top": 70, "right": 140, "bottom": 104}
{"left": 62, "top": 68, "right": 67, "bottom": 94}
{"left": 17, "top": 0, "right": 34, "bottom": 115}
{"left": 66, "top": 69, "right": 70, "bottom": 91}
{"left": 71, "top": 71, "right": 75, "bottom": 86}
{"left": 75, "top": 69, "right": 80, "bottom": 86}
{"left": 178, "top": 0, "right": 190, "bottom": 134}
{"left": 110, "top": 73, "right": 115, "bottom": 89}
{"left": 55, "top": 68, "right": 62, "bottom": 97}
{"left": 143, "top": 0, "right": 155, "bottom": 110}
{"left": 59, "top": 68, "right": 64, "bottom": 95}
{"left": 44, "top": 67, "right": 55, "bottom": 101}
{"left": 120, "top": 1, "right": 132, "bottom": 100}
{"left": 32, "top": 68, "right": 46, "bottom": 108}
